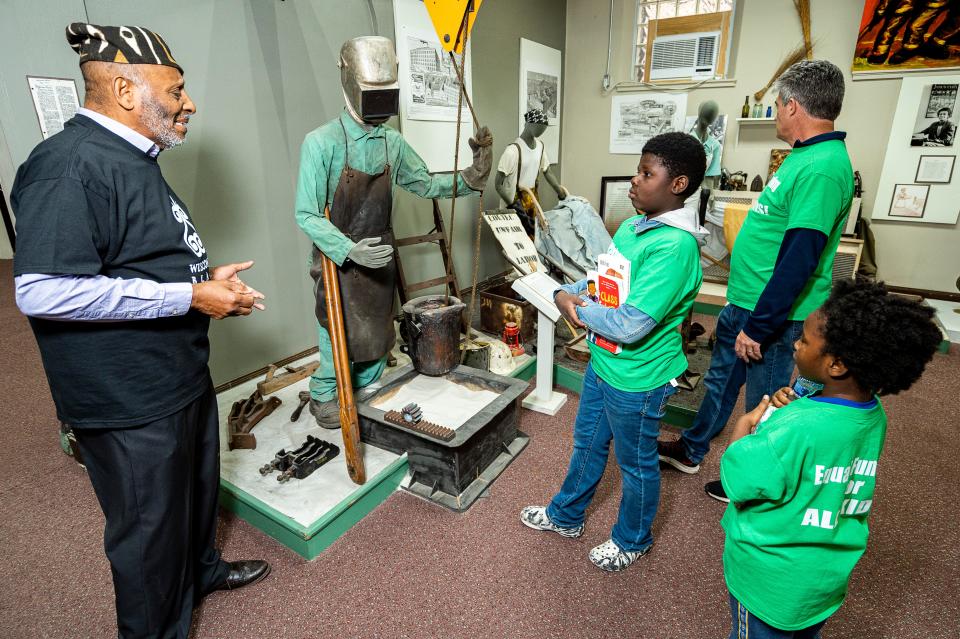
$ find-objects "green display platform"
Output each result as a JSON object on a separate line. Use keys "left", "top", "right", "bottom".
{"left": 220, "top": 456, "right": 409, "bottom": 560}
{"left": 217, "top": 359, "right": 538, "bottom": 560}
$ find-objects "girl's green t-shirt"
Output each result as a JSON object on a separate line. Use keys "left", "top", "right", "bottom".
{"left": 720, "top": 396, "right": 887, "bottom": 630}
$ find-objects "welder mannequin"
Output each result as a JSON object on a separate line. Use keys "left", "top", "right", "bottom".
{"left": 295, "top": 36, "right": 492, "bottom": 427}
{"left": 495, "top": 109, "right": 567, "bottom": 236}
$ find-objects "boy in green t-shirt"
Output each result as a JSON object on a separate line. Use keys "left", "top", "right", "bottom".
{"left": 519, "top": 132, "right": 707, "bottom": 572}
{"left": 721, "top": 280, "right": 941, "bottom": 637}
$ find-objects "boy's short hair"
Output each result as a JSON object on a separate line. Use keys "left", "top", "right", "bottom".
{"left": 938, "top": 107, "right": 952, "bottom": 116}
{"left": 642, "top": 132, "right": 706, "bottom": 199}
{"left": 819, "top": 280, "right": 942, "bottom": 396}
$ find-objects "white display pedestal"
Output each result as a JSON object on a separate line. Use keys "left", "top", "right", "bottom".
{"left": 521, "top": 310, "right": 568, "bottom": 415}
{"left": 512, "top": 273, "right": 568, "bottom": 416}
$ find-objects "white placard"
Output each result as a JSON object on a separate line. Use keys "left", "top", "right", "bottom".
{"left": 393, "top": 0, "right": 473, "bottom": 171}
{"left": 512, "top": 270, "right": 561, "bottom": 322}
{"left": 609, "top": 92, "right": 687, "bottom": 155}
{"left": 519, "top": 38, "right": 561, "bottom": 162}
{"left": 873, "top": 75, "right": 960, "bottom": 225}
{"left": 482, "top": 211, "right": 546, "bottom": 274}
{"left": 27, "top": 76, "right": 79, "bottom": 139}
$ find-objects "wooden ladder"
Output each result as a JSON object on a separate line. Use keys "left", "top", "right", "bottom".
{"left": 393, "top": 199, "right": 461, "bottom": 306}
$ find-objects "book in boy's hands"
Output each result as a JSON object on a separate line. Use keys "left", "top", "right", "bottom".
{"left": 585, "top": 251, "right": 631, "bottom": 355}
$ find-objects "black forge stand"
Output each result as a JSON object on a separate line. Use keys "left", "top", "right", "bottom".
{"left": 356, "top": 365, "right": 528, "bottom": 511}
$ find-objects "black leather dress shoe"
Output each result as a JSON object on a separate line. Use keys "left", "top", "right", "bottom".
{"left": 212, "top": 560, "right": 271, "bottom": 592}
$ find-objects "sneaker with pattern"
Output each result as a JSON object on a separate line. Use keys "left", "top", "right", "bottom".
{"left": 519, "top": 506, "right": 584, "bottom": 538}
{"left": 588, "top": 539, "right": 650, "bottom": 572}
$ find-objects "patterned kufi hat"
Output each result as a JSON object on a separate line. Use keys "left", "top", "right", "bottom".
{"left": 524, "top": 109, "right": 548, "bottom": 124}
{"left": 66, "top": 23, "right": 182, "bottom": 73}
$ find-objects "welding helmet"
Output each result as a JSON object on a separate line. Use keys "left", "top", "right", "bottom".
{"left": 339, "top": 36, "right": 400, "bottom": 124}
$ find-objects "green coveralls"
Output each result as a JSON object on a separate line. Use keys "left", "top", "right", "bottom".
{"left": 295, "top": 110, "right": 475, "bottom": 401}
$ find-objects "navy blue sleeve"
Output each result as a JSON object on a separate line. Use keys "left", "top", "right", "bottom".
{"left": 742, "top": 228, "right": 827, "bottom": 343}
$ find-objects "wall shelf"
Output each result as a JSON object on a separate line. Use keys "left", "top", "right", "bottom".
{"left": 734, "top": 117, "right": 777, "bottom": 149}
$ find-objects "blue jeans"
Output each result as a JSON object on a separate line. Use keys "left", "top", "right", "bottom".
{"left": 681, "top": 304, "right": 802, "bottom": 464}
{"left": 729, "top": 593, "right": 826, "bottom": 639}
{"left": 546, "top": 363, "right": 677, "bottom": 552}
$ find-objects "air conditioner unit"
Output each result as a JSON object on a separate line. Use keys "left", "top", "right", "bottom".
{"left": 649, "top": 31, "right": 721, "bottom": 81}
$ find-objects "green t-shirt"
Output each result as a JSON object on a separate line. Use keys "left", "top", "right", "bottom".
{"left": 726, "top": 139, "right": 853, "bottom": 321}
{"left": 588, "top": 219, "right": 703, "bottom": 392}
{"left": 720, "top": 396, "right": 887, "bottom": 630}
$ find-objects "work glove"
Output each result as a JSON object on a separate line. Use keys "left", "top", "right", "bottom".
{"left": 460, "top": 125, "right": 493, "bottom": 191}
{"left": 346, "top": 237, "right": 394, "bottom": 268}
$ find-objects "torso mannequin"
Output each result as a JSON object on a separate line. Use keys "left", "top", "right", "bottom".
{"left": 495, "top": 109, "right": 566, "bottom": 235}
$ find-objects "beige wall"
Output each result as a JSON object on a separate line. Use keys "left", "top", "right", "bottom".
{"left": 562, "top": 0, "right": 959, "bottom": 294}
{"left": 0, "top": 0, "right": 564, "bottom": 383}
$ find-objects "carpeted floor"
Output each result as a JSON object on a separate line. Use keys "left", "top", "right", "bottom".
{"left": 1, "top": 258, "right": 958, "bottom": 638}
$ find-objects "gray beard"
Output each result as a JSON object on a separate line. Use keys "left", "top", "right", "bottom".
{"left": 140, "top": 91, "right": 185, "bottom": 149}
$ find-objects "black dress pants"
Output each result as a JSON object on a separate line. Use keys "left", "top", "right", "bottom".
{"left": 74, "top": 380, "right": 229, "bottom": 639}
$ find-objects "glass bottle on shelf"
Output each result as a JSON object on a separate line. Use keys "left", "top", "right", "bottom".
{"left": 741, "top": 96, "right": 750, "bottom": 118}
{"left": 752, "top": 103, "right": 762, "bottom": 118}
{"left": 766, "top": 105, "right": 773, "bottom": 118}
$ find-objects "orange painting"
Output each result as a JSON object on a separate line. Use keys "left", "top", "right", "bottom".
{"left": 854, "top": 0, "right": 960, "bottom": 74}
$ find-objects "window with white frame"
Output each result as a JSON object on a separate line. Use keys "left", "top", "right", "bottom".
{"left": 634, "top": 0, "right": 736, "bottom": 82}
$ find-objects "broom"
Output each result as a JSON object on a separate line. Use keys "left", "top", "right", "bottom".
{"left": 753, "top": 42, "right": 809, "bottom": 103}
{"left": 753, "top": 0, "right": 813, "bottom": 102}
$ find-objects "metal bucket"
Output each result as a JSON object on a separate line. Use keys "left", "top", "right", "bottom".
{"left": 461, "top": 340, "right": 491, "bottom": 371}
{"left": 401, "top": 294, "right": 466, "bottom": 376}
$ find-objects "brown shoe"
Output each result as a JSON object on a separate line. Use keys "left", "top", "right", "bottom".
{"left": 657, "top": 439, "right": 700, "bottom": 474}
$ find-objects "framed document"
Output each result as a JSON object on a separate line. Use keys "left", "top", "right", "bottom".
{"left": 26, "top": 76, "right": 80, "bottom": 139}
{"left": 888, "top": 183, "right": 930, "bottom": 219}
{"left": 599, "top": 176, "right": 637, "bottom": 236}
{"left": 915, "top": 155, "right": 955, "bottom": 183}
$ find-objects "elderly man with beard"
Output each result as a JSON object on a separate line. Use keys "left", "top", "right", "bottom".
{"left": 12, "top": 24, "right": 269, "bottom": 638}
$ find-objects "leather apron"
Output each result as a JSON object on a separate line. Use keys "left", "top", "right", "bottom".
{"left": 309, "top": 120, "right": 396, "bottom": 363}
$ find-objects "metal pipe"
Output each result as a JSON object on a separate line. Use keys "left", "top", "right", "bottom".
{"left": 602, "top": 0, "right": 614, "bottom": 91}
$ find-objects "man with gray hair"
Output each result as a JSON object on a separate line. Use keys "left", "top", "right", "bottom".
{"left": 658, "top": 60, "right": 853, "bottom": 502}
{"left": 13, "top": 23, "right": 270, "bottom": 638}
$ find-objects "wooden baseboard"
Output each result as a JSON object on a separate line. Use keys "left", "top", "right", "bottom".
{"left": 214, "top": 346, "right": 319, "bottom": 394}
{"left": 886, "top": 285, "right": 960, "bottom": 303}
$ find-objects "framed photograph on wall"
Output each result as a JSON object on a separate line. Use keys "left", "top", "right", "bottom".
{"left": 888, "top": 183, "right": 930, "bottom": 219}
{"left": 599, "top": 176, "right": 637, "bottom": 236}
{"left": 520, "top": 38, "right": 562, "bottom": 162}
{"left": 910, "top": 84, "right": 958, "bottom": 147}
{"left": 915, "top": 155, "right": 955, "bottom": 183}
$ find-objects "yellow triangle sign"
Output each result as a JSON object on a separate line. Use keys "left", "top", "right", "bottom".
{"left": 423, "top": 0, "right": 483, "bottom": 54}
